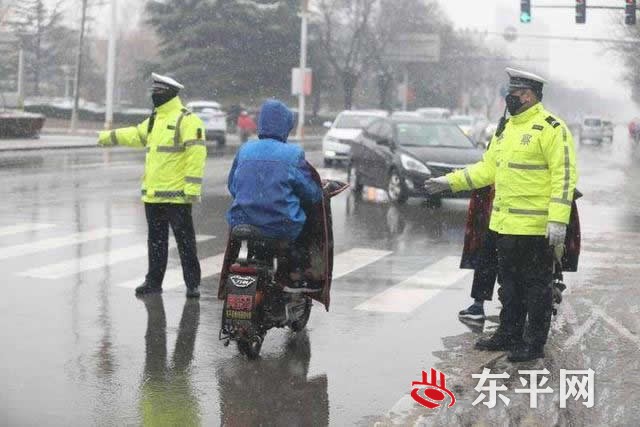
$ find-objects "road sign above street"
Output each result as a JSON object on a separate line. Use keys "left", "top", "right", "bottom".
{"left": 382, "top": 33, "right": 441, "bottom": 64}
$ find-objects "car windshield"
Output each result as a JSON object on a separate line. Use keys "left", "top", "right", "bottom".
{"left": 395, "top": 122, "right": 475, "bottom": 148}
{"left": 334, "top": 114, "right": 382, "bottom": 129}
{"left": 584, "top": 119, "right": 601, "bottom": 126}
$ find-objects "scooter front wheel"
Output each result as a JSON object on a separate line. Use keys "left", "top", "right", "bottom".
{"left": 290, "top": 298, "right": 312, "bottom": 332}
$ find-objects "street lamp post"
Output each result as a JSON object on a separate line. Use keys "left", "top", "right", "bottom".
{"left": 295, "top": 0, "right": 309, "bottom": 141}
{"left": 104, "top": 0, "right": 117, "bottom": 130}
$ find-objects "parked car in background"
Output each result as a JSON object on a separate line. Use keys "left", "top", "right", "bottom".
{"left": 415, "top": 107, "right": 451, "bottom": 120}
{"left": 322, "top": 110, "right": 388, "bottom": 166}
{"left": 348, "top": 117, "right": 483, "bottom": 204}
{"left": 580, "top": 116, "right": 604, "bottom": 145}
{"left": 186, "top": 100, "right": 227, "bottom": 145}
{"left": 390, "top": 111, "right": 422, "bottom": 120}
{"left": 602, "top": 120, "right": 614, "bottom": 142}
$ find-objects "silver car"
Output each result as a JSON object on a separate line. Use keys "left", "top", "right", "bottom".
{"left": 580, "top": 117, "right": 604, "bottom": 145}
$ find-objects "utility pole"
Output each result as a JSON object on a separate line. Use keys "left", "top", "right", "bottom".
{"left": 17, "top": 49, "right": 24, "bottom": 110}
{"left": 104, "top": 0, "right": 117, "bottom": 130}
{"left": 70, "top": 0, "right": 88, "bottom": 133}
{"left": 295, "top": 0, "right": 309, "bottom": 141}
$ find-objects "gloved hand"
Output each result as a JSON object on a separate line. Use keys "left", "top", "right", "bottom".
{"left": 424, "top": 176, "right": 451, "bottom": 195}
{"left": 185, "top": 194, "right": 201, "bottom": 204}
{"left": 97, "top": 131, "right": 109, "bottom": 146}
{"left": 546, "top": 221, "right": 566, "bottom": 247}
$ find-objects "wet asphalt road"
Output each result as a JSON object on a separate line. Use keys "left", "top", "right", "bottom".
{"left": 0, "top": 130, "right": 639, "bottom": 426}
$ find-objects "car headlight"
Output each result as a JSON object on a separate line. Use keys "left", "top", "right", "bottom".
{"left": 400, "top": 154, "right": 431, "bottom": 175}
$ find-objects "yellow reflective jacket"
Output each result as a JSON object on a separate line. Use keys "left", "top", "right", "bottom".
{"left": 447, "top": 103, "right": 578, "bottom": 236}
{"left": 98, "top": 97, "right": 207, "bottom": 204}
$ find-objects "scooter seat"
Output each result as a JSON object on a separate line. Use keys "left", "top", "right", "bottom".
{"left": 231, "top": 224, "right": 269, "bottom": 241}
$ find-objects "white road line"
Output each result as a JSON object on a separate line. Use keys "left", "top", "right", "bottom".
{"left": 333, "top": 248, "right": 393, "bottom": 279}
{"left": 564, "top": 312, "right": 598, "bottom": 348}
{"left": 0, "top": 223, "right": 56, "bottom": 237}
{"left": 591, "top": 305, "right": 640, "bottom": 349}
{"left": 116, "top": 253, "right": 226, "bottom": 290}
{"left": 19, "top": 235, "right": 215, "bottom": 279}
{"left": 355, "top": 256, "right": 470, "bottom": 313}
{"left": 0, "top": 228, "right": 133, "bottom": 260}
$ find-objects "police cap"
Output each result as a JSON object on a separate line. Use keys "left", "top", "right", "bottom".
{"left": 151, "top": 73, "right": 184, "bottom": 91}
{"left": 506, "top": 67, "right": 547, "bottom": 95}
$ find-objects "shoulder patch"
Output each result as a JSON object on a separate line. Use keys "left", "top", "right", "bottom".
{"left": 545, "top": 115, "right": 560, "bottom": 128}
{"left": 532, "top": 124, "right": 544, "bottom": 131}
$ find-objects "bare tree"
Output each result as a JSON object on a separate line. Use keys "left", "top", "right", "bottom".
{"left": 316, "top": 0, "right": 377, "bottom": 109}
{"left": 9, "top": 0, "right": 66, "bottom": 95}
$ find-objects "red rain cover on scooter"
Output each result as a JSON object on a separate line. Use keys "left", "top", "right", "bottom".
{"left": 217, "top": 162, "right": 348, "bottom": 311}
{"left": 460, "top": 186, "right": 581, "bottom": 272}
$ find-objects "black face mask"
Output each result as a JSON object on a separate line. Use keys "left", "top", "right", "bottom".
{"left": 151, "top": 88, "right": 178, "bottom": 108}
{"left": 505, "top": 93, "right": 525, "bottom": 116}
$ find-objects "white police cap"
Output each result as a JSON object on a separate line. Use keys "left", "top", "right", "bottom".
{"left": 505, "top": 67, "right": 547, "bottom": 91}
{"left": 151, "top": 73, "right": 184, "bottom": 90}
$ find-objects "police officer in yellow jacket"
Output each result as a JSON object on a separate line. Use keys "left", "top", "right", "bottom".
{"left": 425, "top": 67, "right": 578, "bottom": 361}
{"left": 98, "top": 73, "right": 207, "bottom": 298}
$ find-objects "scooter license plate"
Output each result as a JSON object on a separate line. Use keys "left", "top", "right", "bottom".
{"left": 225, "top": 294, "right": 254, "bottom": 321}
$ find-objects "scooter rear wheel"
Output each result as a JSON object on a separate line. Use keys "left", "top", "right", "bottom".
{"left": 290, "top": 298, "right": 312, "bottom": 332}
{"left": 238, "top": 334, "right": 263, "bottom": 360}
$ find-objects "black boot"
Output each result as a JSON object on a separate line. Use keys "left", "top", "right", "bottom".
{"left": 507, "top": 344, "right": 545, "bottom": 362}
{"left": 475, "top": 333, "right": 521, "bottom": 351}
{"left": 186, "top": 286, "right": 200, "bottom": 298}
{"left": 135, "top": 281, "right": 162, "bottom": 295}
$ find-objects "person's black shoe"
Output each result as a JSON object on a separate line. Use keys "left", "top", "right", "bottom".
{"left": 135, "top": 281, "right": 162, "bottom": 295}
{"left": 458, "top": 303, "right": 486, "bottom": 320}
{"left": 507, "top": 345, "right": 545, "bottom": 362}
{"left": 475, "top": 334, "right": 520, "bottom": 351}
{"left": 186, "top": 287, "right": 200, "bottom": 298}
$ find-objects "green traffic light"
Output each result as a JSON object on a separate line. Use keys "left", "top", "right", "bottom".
{"left": 520, "top": 12, "right": 531, "bottom": 23}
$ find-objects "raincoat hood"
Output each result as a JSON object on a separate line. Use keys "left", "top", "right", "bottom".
{"left": 258, "top": 100, "right": 294, "bottom": 142}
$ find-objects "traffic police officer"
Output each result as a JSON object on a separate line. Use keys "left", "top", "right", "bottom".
{"left": 425, "top": 67, "right": 578, "bottom": 361}
{"left": 98, "top": 73, "right": 207, "bottom": 298}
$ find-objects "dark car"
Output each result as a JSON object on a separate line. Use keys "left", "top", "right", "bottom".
{"left": 348, "top": 117, "right": 483, "bottom": 204}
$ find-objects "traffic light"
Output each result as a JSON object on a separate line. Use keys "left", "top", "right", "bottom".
{"left": 520, "top": 0, "right": 531, "bottom": 23}
{"left": 626, "top": 0, "right": 637, "bottom": 25}
{"left": 576, "top": 0, "right": 586, "bottom": 24}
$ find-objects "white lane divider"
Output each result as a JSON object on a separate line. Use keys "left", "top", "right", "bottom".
{"left": 0, "top": 228, "right": 133, "bottom": 261}
{"left": 116, "top": 253, "right": 227, "bottom": 290}
{"left": 333, "top": 248, "right": 393, "bottom": 279}
{"left": 19, "top": 235, "right": 215, "bottom": 279}
{"left": 355, "top": 256, "right": 470, "bottom": 313}
{"left": 0, "top": 223, "right": 56, "bottom": 237}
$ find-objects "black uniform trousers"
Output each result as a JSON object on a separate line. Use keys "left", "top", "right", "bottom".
{"left": 496, "top": 234, "right": 554, "bottom": 347}
{"left": 144, "top": 203, "right": 201, "bottom": 289}
{"left": 470, "top": 229, "right": 499, "bottom": 301}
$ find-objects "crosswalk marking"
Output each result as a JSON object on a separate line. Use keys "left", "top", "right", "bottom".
{"left": 0, "top": 228, "right": 133, "bottom": 261}
{"left": 0, "top": 223, "right": 56, "bottom": 237}
{"left": 19, "top": 235, "right": 215, "bottom": 279}
{"left": 355, "top": 256, "right": 470, "bottom": 313}
{"left": 115, "top": 247, "right": 390, "bottom": 291}
{"left": 116, "top": 253, "right": 226, "bottom": 290}
{"left": 333, "top": 248, "right": 393, "bottom": 279}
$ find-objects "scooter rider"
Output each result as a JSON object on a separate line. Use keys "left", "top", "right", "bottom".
{"left": 226, "top": 99, "right": 323, "bottom": 292}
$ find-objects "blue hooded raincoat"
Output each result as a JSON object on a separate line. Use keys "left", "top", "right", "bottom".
{"left": 226, "top": 100, "right": 322, "bottom": 240}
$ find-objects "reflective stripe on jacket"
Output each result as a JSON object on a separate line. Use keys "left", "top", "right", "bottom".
{"left": 98, "top": 97, "right": 207, "bottom": 204}
{"left": 447, "top": 103, "right": 578, "bottom": 236}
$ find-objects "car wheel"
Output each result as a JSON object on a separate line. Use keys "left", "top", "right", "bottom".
{"left": 218, "top": 136, "right": 226, "bottom": 146}
{"left": 323, "top": 158, "right": 333, "bottom": 167}
{"left": 386, "top": 169, "right": 408, "bottom": 204}
{"left": 347, "top": 163, "right": 362, "bottom": 194}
